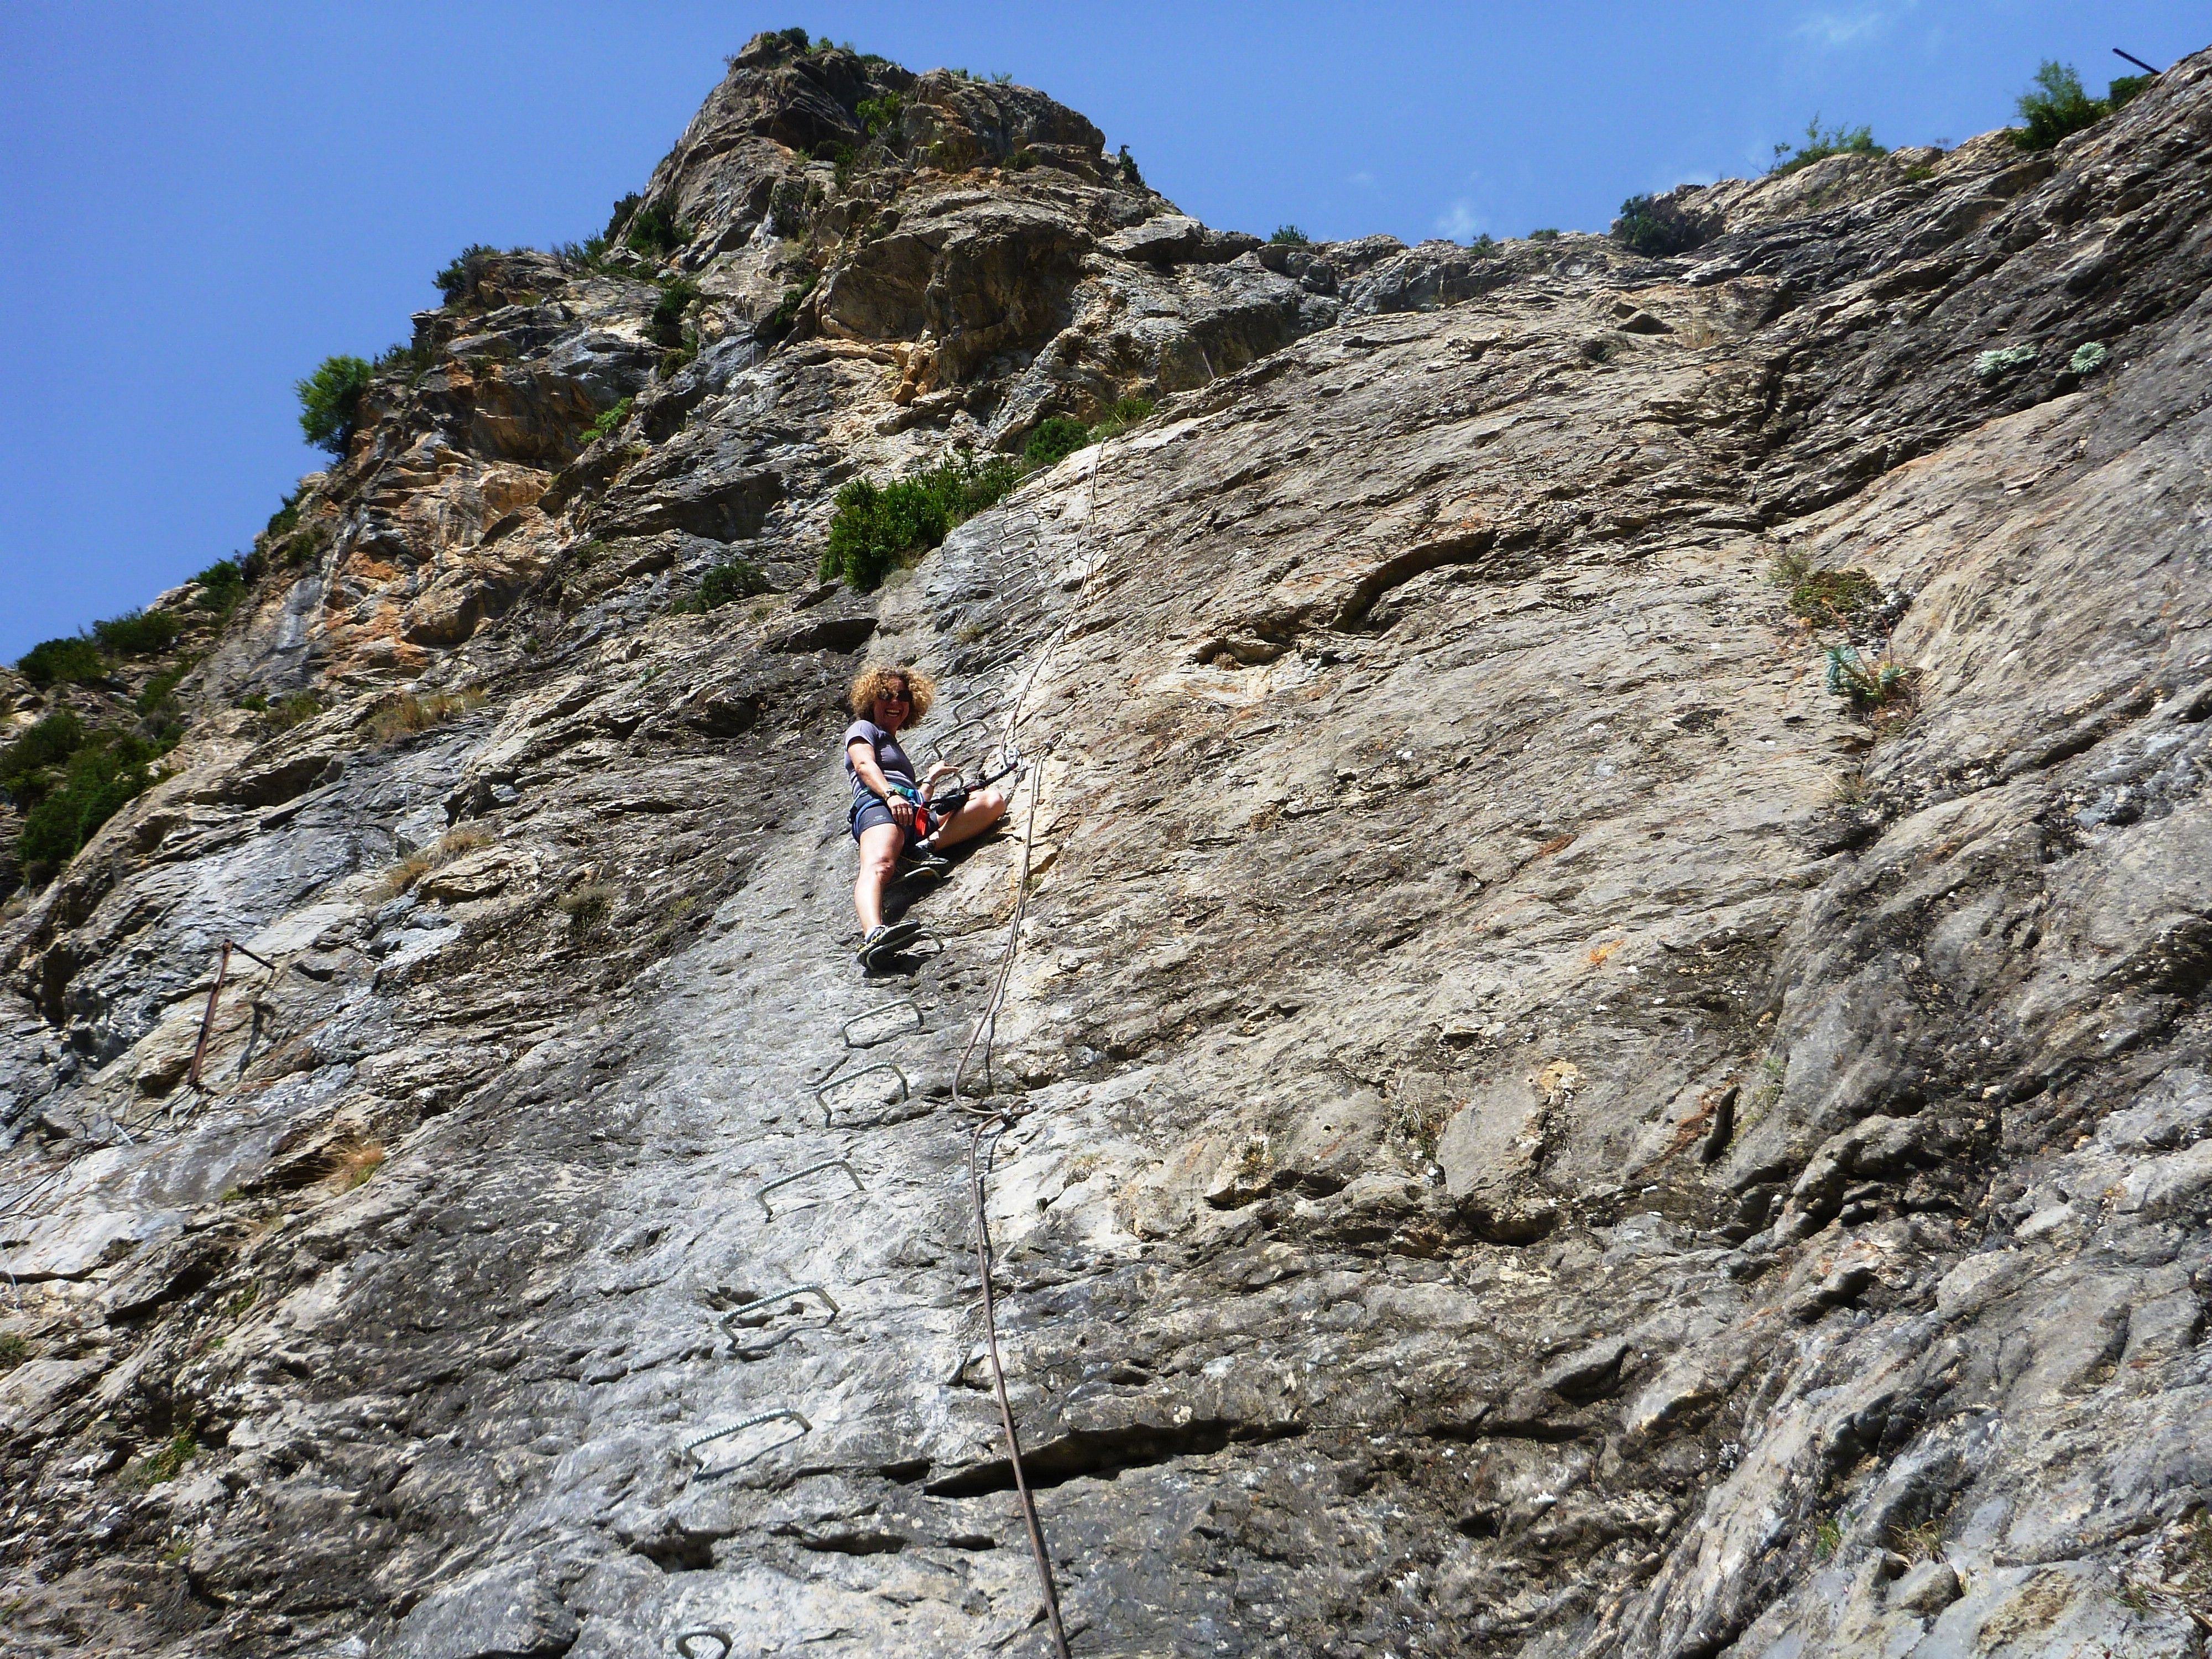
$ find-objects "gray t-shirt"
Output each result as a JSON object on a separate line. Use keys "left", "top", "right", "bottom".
{"left": 844, "top": 719, "right": 917, "bottom": 812}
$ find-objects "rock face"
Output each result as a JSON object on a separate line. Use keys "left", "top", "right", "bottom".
{"left": 3, "top": 29, "right": 2212, "bottom": 1659}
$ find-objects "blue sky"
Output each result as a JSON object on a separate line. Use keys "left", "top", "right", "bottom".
{"left": 2, "top": 2, "right": 2203, "bottom": 664}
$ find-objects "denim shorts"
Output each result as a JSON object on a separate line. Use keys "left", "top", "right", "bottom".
{"left": 850, "top": 798, "right": 906, "bottom": 841}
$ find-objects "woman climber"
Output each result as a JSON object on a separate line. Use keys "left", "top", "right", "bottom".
{"left": 843, "top": 664, "right": 1006, "bottom": 967}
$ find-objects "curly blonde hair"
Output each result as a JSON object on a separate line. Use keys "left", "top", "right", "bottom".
{"left": 848, "top": 664, "right": 936, "bottom": 722}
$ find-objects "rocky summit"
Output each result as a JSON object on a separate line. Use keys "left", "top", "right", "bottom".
{"left": 4, "top": 29, "right": 2212, "bottom": 1658}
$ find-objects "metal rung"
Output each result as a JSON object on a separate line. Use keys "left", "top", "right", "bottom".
{"left": 676, "top": 1632, "right": 732, "bottom": 1659}
{"left": 921, "top": 720, "right": 991, "bottom": 764}
{"left": 686, "top": 1407, "right": 811, "bottom": 1471}
{"left": 842, "top": 998, "right": 922, "bottom": 1047}
{"left": 722, "top": 1282, "right": 841, "bottom": 1331}
{"left": 894, "top": 927, "right": 946, "bottom": 962}
{"left": 954, "top": 690, "right": 1003, "bottom": 722}
{"left": 756, "top": 1158, "right": 866, "bottom": 1217}
{"left": 816, "top": 1063, "right": 909, "bottom": 1125}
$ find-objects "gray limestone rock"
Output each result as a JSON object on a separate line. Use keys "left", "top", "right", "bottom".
{"left": 5, "top": 30, "right": 2212, "bottom": 1659}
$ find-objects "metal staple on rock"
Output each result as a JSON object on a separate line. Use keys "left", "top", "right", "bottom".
{"left": 754, "top": 1157, "right": 867, "bottom": 1217}
{"left": 673, "top": 1631, "right": 732, "bottom": 1659}
{"left": 841, "top": 998, "right": 924, "bottom": 1048}
{"left": 685, "top": 1407, "right": 812, "bottom": 1472}
{"left": 814, "top": 1062, "right": 908, "bottom": 1125}
{"left": 719, "top": 1283, "right": 841, "bottom": 1331}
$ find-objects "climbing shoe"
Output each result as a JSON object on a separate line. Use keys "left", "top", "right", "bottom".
{"left": 896, "top": 847, "right": 952, "bottom": 881}
{"left": 856, "top": 919, "right": 922, "bottom": 968}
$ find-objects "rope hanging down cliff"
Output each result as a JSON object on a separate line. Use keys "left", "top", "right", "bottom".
{"left": 948, "top": 436, "right": 1118, "bottom": 1659}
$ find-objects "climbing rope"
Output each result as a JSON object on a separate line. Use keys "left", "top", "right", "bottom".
{"left": 945, "top": 438, "right": 1115, "bottom": 1659}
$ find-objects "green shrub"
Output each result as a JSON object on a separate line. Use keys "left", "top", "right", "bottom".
{"left": 650, "top": 278, "right": 700, "bottom": 348}
{"left": 1270, "top": 225, "right": 1311, "bottom": 246}
{"left": 16, "top": 637, "right": 106, "bottom": 687}
{"left": 0, "top": 1334, "right": 27, "bottom": 1371}
{"left": 92, "top": 609, "right": 182, "bottom": 657}
{"left": 690, "top": 559, "right": 770, "bottom": 611}
{"left": 586, "top": 397, "right": 634, "bottom": 443}
{"left": 135, "top": 658, "right": 197, "bottom": 717}
{"left": 264, "top": 488, "right": 304, "bottom": 540}
{"left": 766, "top": 272, "right": 818, "bottom": 338}
{"left": 433, "top": 244, "right": 500, "bottom": 303}
{"left": 604, "top": 192, "right": 642, "bottom": 241}
{"left": 1771, "top": 117, "right": 1885, "bottom": 175}
{"left": 1823, "top": 644, "right": 1908, "bottom": 709}
{"left": 1772, "top": 550, "right": 1880, "bottom": 628}
{"left": 820, "top": 452, "right": 1022, "bottom": 591}
{"left": 1468, "top": 233, "right": 1498, "bottom": 257}
{"left": 262, "top": 692, "right": 323, "bottom": 733}
{"left": 2012, "top": 61, "right": 2141, "bottom": 150}
{"left": 193, "top": 557, "right": 252, "bottom": 614}
{"left": 1090, "top": 395, "right": 1156, "bottom": 441}
{"left": 554, "top": 234, "right": 612, "bottom": 268}
{"left": 1117, "top": 145, "right": 1142, "bottom": 187}
{"left": 857, "top": 93, "right": 903, "bottom": 138}
{"left": 1612, "top": 194, "right": 1714, "bottom": 258}
{"left": 1006, "top": 149, "right": 1038, "bottom": 172}
{"left": 18, "top": 729, "right": 166, "bottom": 875}
{"left": 625, "top": 199, "right": 691, "bottom": 259}
{"left": 373, "top": 337, "right": 438, "bottom": 379}
{"left": 0, "top": 711, "right": 85, "bottom": 803}
{"left": 2106, "top": 74, "right": 2152, "bottom": 112}
{"left": 296, "top": 354, "right": 374, "bottom": 457}
{"left": 1528, "top": 227, "right": 1562, "bottom": 241}
{"left": 1022, "top": 417, "right": 1091, "bottom": 470}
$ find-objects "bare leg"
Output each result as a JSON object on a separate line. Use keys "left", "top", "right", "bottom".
{"left": 853, "top": 823, "right": 903, "bottom": 932}
{"left": 930, "top": 786, "right": 1005, "bottom": 849}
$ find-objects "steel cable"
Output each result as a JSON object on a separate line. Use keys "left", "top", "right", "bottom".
{"left": 946, "top": 440, "right": 1113, "bottom": 1659}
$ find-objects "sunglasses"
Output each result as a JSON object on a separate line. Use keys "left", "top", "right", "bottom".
{"left": 880, "top": 689, "right": 911, "bottom": 702}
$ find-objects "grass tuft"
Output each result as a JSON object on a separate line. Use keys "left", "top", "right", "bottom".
{"left": 123, "top": 1430, "right": 197, "bottom": 1490}
{"left": 559, "top": 884, "right": 615, "bottom": 937}
{"left": 331, "top": 1141, "right": 385, "bottom": 1191}
{"left": 1771, "top": 548, "right": 1881, "bottom": 629}
{"left": 363, "top": 690, "right": 482, "bottom": 745}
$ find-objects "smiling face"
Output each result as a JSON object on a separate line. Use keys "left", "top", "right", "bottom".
{"left": 870, "top": 679, "right": 913, "bottom": 731}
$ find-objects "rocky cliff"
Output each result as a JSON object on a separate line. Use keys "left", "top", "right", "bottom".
{"left": 4, "top": 30, "right": 2212, "bottom": 1659}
